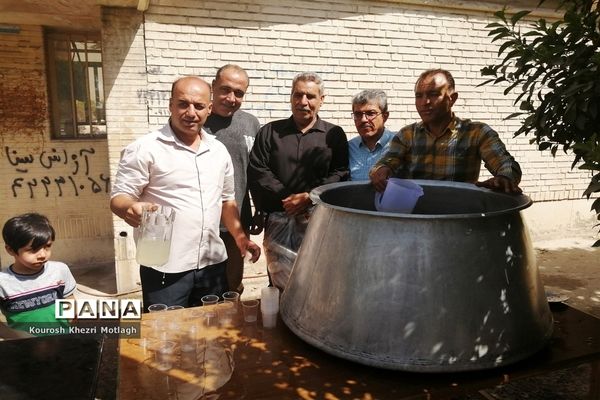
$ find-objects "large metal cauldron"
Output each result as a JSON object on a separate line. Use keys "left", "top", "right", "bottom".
{"left": 280, "top": 180, "right": 553, "bottom": 372}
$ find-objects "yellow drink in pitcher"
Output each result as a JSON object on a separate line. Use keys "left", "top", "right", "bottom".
{"left": 136, "top": 237, "right": 171, "bottom": 266}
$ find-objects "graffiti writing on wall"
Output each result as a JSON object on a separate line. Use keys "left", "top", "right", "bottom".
{"left": 5, "top": 146, "right": 110, "bottom": 198}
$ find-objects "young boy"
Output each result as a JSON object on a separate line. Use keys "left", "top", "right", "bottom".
{"left": 0, "top": 213, "right": 76, "bottom": 338}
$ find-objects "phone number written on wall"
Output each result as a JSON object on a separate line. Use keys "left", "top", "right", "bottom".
{"left": 5, "top": 146, "right": 111, "bottom": 199}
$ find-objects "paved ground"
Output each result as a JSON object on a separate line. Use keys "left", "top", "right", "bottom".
{"left": 535, "top": 233, "right": 600, "bottom": 318}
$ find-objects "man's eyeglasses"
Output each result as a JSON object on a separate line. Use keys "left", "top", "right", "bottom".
{"left": 352, "top": 111, "right": 382, "bottom": 120}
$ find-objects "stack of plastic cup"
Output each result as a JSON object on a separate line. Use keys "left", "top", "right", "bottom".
{"left": 260, "top": 287, "right": 280, "bottom": 328}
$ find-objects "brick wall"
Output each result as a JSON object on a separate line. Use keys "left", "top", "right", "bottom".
{"left": 1, "top": 0, "right": 591, "bottom": 271}
{"left": 125, "top": 0, "right": 590, "bottom": 204}
{"left": 103, "top": 7, "right": 148, "bottom": 234}
{"left": 102, "top": 8, "right": 148, "bottom": 290}
{"left": 0, "top": 0, "right": 591, "bottom": 274}
{"left": 0, "top": 25, "right": 113, "bottom": 267}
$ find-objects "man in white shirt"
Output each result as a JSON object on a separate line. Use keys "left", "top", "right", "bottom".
{"left": 110, "top": 76, "right": 260, "bottom": 310}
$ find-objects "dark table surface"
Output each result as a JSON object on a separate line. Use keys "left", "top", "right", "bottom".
{"left": 116, "top": 303, "right": 600, "bottom": 400}
{"left": 0, "top": 334, "right": 104, "bottom": 400}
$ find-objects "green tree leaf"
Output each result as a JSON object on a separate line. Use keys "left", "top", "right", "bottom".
{"left": 511, "top": 10, "right": 531, "bottom": 26}
{"left": 481, "top": 0, "right": 600, "bottom": 234}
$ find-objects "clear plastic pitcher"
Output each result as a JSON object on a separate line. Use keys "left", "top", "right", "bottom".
{"left": 136, "top": 205, "right": 175, "bottom": 267}
{"left": 374, "top": 178, "right": 424, "bottom": 213}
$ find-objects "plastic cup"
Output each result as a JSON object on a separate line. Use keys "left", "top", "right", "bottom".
{"left": 201, "top": 295, "right": 219, "bottom": 306}
{"left": 260, "top": 287, "right": 280, "bottom": 314}
{"left": 216, "top": 301, "right": 235, "bottom": 327}
{"left": 223, "top": 291, "right": 239, "bottom": 315}
{"left": 374, "top": 178, "right": 424, "bottom": 213}
{"left": 241, "top": 299, "right": 259, "bottom": 323}
{"left": 261, "top": 287, "right": 280, "bottom": 329}
{"left": 148, "top": 303, "right": 168, "bottom": 313}
{"left": 167, "top": 305, "right": 184, "bottom": 311}
{"left": 201, "top": 294, "right": 219, "bottom": 318}
{"left": 223, "top": 291, "right": 240, "bottom": 304}
{"left": 155, "top": 340, "right": 176, "bottom": 371}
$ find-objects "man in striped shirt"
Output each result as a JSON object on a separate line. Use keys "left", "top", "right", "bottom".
{"left": 370, "top": 69, "right": 522, "bottom": 194}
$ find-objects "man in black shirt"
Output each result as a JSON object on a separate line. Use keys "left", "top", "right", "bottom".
{"left": 248, "top": 72, "right": 349, "bottom": 289}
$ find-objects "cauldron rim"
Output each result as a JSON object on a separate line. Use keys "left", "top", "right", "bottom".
{"left": 310, "top": 179, "right": 532, "bottom": 219}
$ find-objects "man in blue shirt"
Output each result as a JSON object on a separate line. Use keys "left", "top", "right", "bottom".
{"left": 348, "top": 90, "right": 395, "bottom": 180}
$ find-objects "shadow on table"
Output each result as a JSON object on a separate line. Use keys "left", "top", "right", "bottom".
{"left": 117, "top": 305, "right": 600, "bottom": 400}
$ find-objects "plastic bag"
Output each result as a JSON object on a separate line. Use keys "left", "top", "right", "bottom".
{"left": 263, "top": 211, "right": 311, "bottom": 290}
